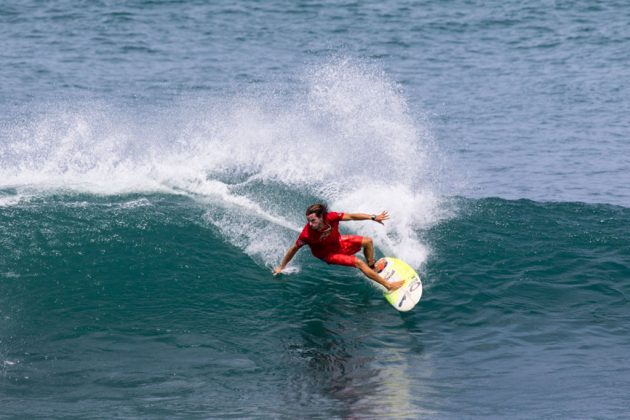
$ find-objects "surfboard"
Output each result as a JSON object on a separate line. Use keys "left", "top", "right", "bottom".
{"left": 375, "top": 257, "right": 423, "bottom": 312}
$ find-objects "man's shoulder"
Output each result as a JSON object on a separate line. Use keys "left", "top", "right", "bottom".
{"left": 298, "top": 224, "right": 311, "bottom": 237}
{"left": 296, "top": 225, "right": 311, "bottom": 247}
{"left": 327, "top": 211, "right": 343, "bottom": 222}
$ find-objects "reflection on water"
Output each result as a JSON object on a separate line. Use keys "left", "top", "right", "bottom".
{"left": 281, "top": 276, "right": 435, "bottom": 418}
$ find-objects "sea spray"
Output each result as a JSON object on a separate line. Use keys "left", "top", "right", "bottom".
{"left": 0, "top": 59, "right": 446, "bottom": 269}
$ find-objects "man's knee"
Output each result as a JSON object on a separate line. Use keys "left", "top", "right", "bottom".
{"left": 355, "top": 258, "right": 367, "bottom": 269}
{"left": 362, "top": 236, "right": 373, "bottom": 247}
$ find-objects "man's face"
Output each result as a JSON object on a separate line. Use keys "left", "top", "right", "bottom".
{"left": 307, "top": 213, "right": 324, "bottom": 231}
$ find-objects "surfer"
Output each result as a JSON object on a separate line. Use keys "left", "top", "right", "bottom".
{"left": 273, "top": 204, "right": 404, "bottom": 291}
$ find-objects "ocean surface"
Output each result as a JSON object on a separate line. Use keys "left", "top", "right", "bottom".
{"left": 1, "top": 1, "right": 629, "bottom": 418}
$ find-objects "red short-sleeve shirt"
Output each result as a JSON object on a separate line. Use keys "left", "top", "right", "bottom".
{"left": 296, "top": 211, "right": 345, "bottom": 259}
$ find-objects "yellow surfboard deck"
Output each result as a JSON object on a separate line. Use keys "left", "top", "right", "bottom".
{"left": 375, "top": 257, "right": 423, "bottom": 312}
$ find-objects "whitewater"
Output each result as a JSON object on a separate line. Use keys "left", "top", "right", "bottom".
{"left": 1, "top": 60, "right": 446, "bottom": 269}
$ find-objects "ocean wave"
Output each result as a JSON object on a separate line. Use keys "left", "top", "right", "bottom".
{"left": 1, "top": 59, "right": 444, "bottom": 269}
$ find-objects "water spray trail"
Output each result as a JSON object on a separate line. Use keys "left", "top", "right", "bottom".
{"left": 0, "top": 59, "right": 447, "bottom": 268}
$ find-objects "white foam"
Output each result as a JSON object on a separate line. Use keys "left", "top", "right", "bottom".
{"left": 0, "top": 194, "right": 26, "bottom": 207}
{"left": 0, "top": 58, "right": 447, "bottom": 269}
{"left": 331, "top": 184, "right": 445, "bottom": 268}
{"left": 119, "top": 198, "right": 152, "bottom": 209}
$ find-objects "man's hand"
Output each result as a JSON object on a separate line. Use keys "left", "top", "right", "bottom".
{"left": 373, "top": 211, "right": 390, "bottom": 225}
{"left": 274, "top": 244, "right": 299, "bottom": 276}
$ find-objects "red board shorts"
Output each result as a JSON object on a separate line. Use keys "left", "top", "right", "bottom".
{"left": 322, "top": 235, "right": 364, "bottom": 267}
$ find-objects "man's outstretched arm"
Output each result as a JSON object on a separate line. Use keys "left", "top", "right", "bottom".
{"left": 273, "top": 244, "right": 300, "bottom": 275}
{"left": 341, "top": 211, "right": 389, "bottom": 225}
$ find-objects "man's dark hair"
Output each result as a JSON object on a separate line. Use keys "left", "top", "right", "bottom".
{"left": 306, "top": 203, "right": 328, "bottom": 218}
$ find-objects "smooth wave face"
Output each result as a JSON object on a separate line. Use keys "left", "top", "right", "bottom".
{"left": 1, "top": 195, "right": 629, "bottom": 417}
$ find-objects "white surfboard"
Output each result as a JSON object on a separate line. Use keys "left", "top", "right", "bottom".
{"left": 375, "top": 257, "right": 423, "bottom": 312}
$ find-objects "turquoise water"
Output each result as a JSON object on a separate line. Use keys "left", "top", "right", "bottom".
{"left": 2, "top": 1, "right": 630, "bottom": 418}
{"left": 2, "top": 194, "right": 628, "bottom": 417}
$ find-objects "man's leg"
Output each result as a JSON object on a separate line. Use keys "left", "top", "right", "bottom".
{"left": 355, "top": 258, "right": 403, "bottom": 291}
{"left": 326, "top": 252, "right": 391, "bottom": 288}
{"left": 361, "top": 236, "right": 375, "bottom": 268}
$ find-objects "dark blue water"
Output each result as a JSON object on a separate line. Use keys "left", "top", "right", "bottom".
{"left": 2, "top": 1, "right": 629, "bottom": 417}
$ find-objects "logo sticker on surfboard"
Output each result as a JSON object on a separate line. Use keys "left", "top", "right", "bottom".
{"left": 375, "top": 257, "right": 423, "bottom": 312}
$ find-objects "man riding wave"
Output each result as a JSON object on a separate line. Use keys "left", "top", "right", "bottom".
{"left": 273, "top": 203, "right": 404, "bottom": 291}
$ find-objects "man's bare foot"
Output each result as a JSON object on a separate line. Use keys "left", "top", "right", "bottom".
{"left": 387, "top": 280, "right": 405, "bottom": 291}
